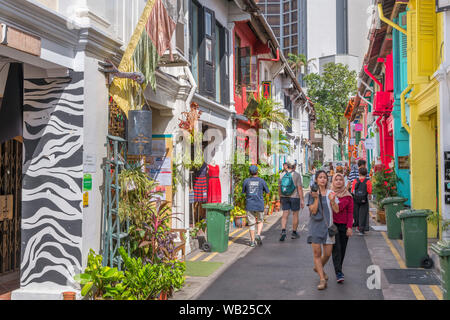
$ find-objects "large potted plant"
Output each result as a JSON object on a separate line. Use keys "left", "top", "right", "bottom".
{"left": 372, "top": 166, "right": 400, "bottom": 224}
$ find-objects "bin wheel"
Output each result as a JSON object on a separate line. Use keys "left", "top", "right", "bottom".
{"left": 420, "top": 256, "right": 434, "bottom": 269}
{"left": 202, "top": 242, "right": 211, "bottom": 252}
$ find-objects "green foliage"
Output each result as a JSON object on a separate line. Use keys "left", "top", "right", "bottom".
{"left": 190, "top": 219, "right": 207, "bottom": 239}
{"left": 118, "top": 162, "right": 160, "bottom": 226}
{"left": 287, "top": 53, "right": 316, "bottom": 77}
{"left": 372, "top": 167, "right": 400, "bottom": 209}
{"left": 305, "top": 63, "right": 357, "bottom": 154}
{"left": 129, "top": 200, "right": 181, "bottom": 264}
{"left": 75, "top": 248, "right": 186, "bottom": 300}
{"left": 250, "top": 96, "right": 291, "bottom": 130}
{"left": 74, "top": 249, "right": 125, "bottom": 300}
{"left": 117, "top": 247, "right": 185, "bottom": 300}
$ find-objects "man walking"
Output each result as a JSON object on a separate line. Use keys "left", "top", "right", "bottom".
{"left": 348, "top": 159, "right": 368, "bottom": 228}
{"left": 279, "top": 162, "right": 305, "bottom": 241}
{"left": 242, "top": 165, "right": 270, "bottom": 247}
{"left": 352, "top": 167, "right": 372, "bottom": 235}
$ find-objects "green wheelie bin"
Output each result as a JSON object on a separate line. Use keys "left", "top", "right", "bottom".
{"left": 396, "top": 209, "right": 433, "bottom": 268}
{"left": 302, "top": 173, "right": 312, "bottom": 189}
{"left": 202, "top": 203, "right": 234, "bottom": 253}
{"left": 381, "top": 197, "right": 408, "bottom": 240}
{"left": 431, "top": 241, "right": 450, "bottom": 300}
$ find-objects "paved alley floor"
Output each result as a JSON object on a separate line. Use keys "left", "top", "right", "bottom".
{"left": 173, "top": 202, "right": 444, "bottom": 300}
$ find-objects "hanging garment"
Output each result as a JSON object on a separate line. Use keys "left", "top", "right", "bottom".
{"left": 193, "top": 163, "right": 207, "bottom": 202}
{"left": 207, "top": 164, "right": 222, "bottom": 203}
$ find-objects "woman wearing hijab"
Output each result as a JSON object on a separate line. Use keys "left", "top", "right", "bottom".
{"left": 330, "top": 173, "right": 354, "bottom": 283}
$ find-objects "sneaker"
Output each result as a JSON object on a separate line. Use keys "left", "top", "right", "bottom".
{"left": 255, "top": 235, "right": 263, "bottom": 246}
{"left": 280, "top": 231, "right": 287, "bottom": 242}
{"left": 336, "top": 272, "right": 344, "bottom": 283}
{"left": 291, "top": 231, "right": 300, "bottom": 239}
{"left": 249, "top": 241, "right": 256, "bottom": 247}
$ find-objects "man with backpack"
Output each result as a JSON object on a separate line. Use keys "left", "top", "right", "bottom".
{"left": 278, "top": 162, "right": 304, "bottom": 241}
{"left": 351, "top": 167, "right": 372, "bottom": 235}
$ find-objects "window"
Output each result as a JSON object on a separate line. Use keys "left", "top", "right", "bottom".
{"left": 283, "top": 13, "right": 290, "bottom": 24}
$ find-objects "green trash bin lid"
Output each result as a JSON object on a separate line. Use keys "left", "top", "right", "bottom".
{"left": 430, "top": 240, "right": 450, "bottom": 257}
{"left": 380, "top": 197, "right": 408, "bottom": 208}
{"left": 202, "top": 203, "right": 234, "bottom": 211}
{"left": 396, "top": 209, "right": 432, "bottom": 219}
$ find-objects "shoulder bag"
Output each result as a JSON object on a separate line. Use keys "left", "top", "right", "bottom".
{"left": 319, "top": 193, "right": 338, "bottom": 237}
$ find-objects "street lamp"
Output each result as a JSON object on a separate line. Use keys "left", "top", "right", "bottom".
{"left": 437, "top": 0, "right": 450, "bottom": 12}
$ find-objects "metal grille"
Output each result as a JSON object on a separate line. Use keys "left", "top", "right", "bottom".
{"left": 0, "top": 139, "right": 22, "bottom": 275}
{"left": 102, "top": 135, "right": 129, "bottom": 270}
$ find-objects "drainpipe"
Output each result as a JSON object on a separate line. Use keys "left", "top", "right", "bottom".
{"left": 257, "top": 47, "right": 280, "bottom": 98}
{"left": 377, "top": 3, "right": 407, "bottom": 35}
{"left": 400, "top": 84, "right": 413, "bottom": 134}
{"left": 364, "top": 65, "right": 383, "bottom": 91}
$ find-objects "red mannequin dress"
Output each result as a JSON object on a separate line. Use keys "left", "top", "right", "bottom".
{"left": 207, "top": 164, "right": 222, "bottom": 203}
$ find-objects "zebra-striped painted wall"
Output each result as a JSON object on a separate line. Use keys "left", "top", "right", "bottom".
{"left": 21, "top": 72, "right": 84, "bottom": 288}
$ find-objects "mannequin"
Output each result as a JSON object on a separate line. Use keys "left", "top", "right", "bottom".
{"left": 207, "top": 158, "right": 222, "bottom": 203}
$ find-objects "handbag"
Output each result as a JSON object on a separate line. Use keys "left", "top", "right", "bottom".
{"left": 319, "top": 193, "right": 338, "bottom": 237}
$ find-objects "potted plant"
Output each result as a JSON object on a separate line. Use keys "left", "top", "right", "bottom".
{"left": 372, "top": 166, "right": 400, "bottom": 224}
{"left": 231, "top": 206, "right": 247, "bottom": 228}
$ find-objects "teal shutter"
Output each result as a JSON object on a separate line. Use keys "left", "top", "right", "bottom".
{"left": 398, "top": 12, "right": 408, "bottom": 91}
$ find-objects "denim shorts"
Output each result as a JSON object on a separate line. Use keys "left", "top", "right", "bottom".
{"left": 281, "top": 197, "right": 301, "bottom": 212}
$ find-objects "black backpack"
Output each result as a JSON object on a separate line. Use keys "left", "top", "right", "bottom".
{"left": 354, "top": 178, "right": 369, "bottom": 204}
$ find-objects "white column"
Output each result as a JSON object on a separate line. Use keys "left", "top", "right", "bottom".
{"left": 435, "top": 11, "right": 450, "bottom": 241}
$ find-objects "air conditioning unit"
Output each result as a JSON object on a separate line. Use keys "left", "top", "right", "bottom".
{"left": 373, "top": 91, "right": 392, "bottom": 116}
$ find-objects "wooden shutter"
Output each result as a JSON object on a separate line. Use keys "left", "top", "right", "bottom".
{"left": 220, "top": 27, "right": 230, "bottom": 105}
{"left": 407, "top": 10, "right": 416, "bottom": 84}
{"left": 199, "top": 7, "right": 215, "bottom": 98}
{"left": 416, "top": 0, "right": 437, "bottom": 78}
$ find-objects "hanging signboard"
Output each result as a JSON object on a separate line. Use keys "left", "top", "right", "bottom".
{"left": 355, "top": 123, "right": 363, "bottom": 132}
{"left": 261, "top": 81, "right": 272, "bottom": 99}
{"left": 365, "top": 138, "right": 375, "bottom": 150}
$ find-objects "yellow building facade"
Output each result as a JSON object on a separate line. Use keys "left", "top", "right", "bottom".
{"left": 406, "top": 0, "right": 444, "bottom": 238}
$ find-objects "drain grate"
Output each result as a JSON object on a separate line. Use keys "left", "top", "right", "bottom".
{"left": 383, "top": 269, "right": 441, "bottom": 285}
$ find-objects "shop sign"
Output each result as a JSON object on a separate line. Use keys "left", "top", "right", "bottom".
{"left": 0, "top": 23, "right": 41, "bottom": 56}
{"left": 83, "top": 192, "right": 89, "bottom": 208}
{"left": 398, "top": 156, "right": 410, "bottom": 170}
{"left": 83, "top": 174, "right": 93, "bottom": 191}
{"left": 355, "top": 123, "right": 363, "bottom": 131}
{"left": 365, "top": 138, "right": 375, "bottom": 150}
{"left": 261, "top": 81, "right": 272, "bottom": 99}
{"left": 0, "top": 195, "right": 13, "bottom": 221}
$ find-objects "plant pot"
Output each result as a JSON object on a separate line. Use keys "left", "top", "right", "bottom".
{"left": 158, "top": 291, "right": 168, "bottom": 300}
{"left": 62, "top": 291, "right": 76, "bottom": 300}
{"left": 275, "top": 200, "right": 280, "bottom": 211}
{"left": 234, "top": 216, "right": 247, "bottom": 228}
{"left": 377, "top": 209, "right": 386, "bottom": 224}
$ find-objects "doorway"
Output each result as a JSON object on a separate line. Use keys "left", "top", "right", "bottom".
{"left": 0, "top": 138, "right": 22, "bottom": 295}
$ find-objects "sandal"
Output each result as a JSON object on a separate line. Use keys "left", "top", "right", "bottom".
{"left": 317, "top": 279, "right": 327, "bottom": 290}
{"left": 313, "top": 267, "right": 329, "bottom": 280}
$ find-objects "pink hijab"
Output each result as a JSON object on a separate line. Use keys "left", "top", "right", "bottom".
{"left": 332, "top": 173, "right": 352, "bottom": 198}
